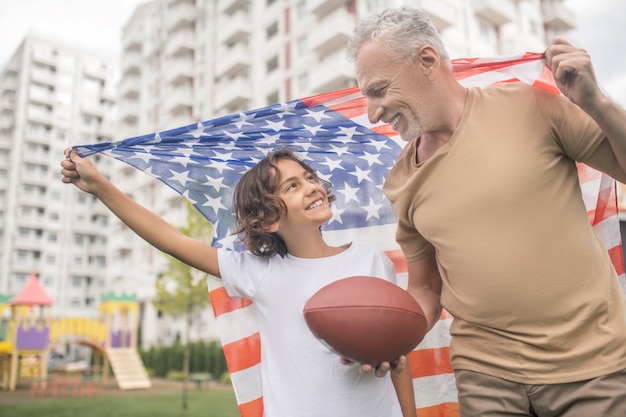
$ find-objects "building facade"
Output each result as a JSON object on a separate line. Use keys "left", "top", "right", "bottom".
{"left": 0, "top": 33, "right": 123, "bottom": 335}
{"left": 0, "top": 0, "right": 576, "bottom": 348}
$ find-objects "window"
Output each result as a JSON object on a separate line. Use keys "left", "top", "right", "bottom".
{"left": 266, "top": 56, "right": 279, "bottom": 73}
{"left": 266, "top": 22, "right": 278, "bottom": 39}
{"left": 266, "top": 91, "right": 279, "bottom": 105}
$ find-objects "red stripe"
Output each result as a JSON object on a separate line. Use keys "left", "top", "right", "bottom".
{"left": 299, "top": 86, "right": 359, "bottom": 107}
{"left": 371, "top": 124, "right": 397, "bottom": 136}
{"left": 332, "top": 96, "right": 369, "bottom": 118}
{"left": 385, "top": 249, "right": 407, "bottom": 273}
{"left": 609, "top": 245, "right": 625, "bottom": 275}
{"left": 408, "top": 347, "right": 454, "bottom": 378}
{"left": 222, "top": 333, "right": 261, "bottom": 373}
{"left": 451, "top": 52, "right": 544, "bottom": 79}
{"left": 416, "top": 402, "right": 460, "bottom": 417}
{"left": 576, "top": 162, "right": 602, "bottom": 182}
{"left": 238, "top": 397, "right": 264, "bottom": 417}
{"left": 209, "top": 287, "right": 254, "bottom": 317}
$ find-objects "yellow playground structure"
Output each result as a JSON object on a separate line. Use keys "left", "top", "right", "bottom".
{"left": 0, "top": 272, "right": 151, "bottom": 392}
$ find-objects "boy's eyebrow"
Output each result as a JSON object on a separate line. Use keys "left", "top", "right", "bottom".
{"left": 277, "top": 169, "right": 310, "bottom": 189}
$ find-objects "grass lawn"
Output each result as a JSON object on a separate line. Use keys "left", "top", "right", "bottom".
{"left": 1, "top": 389, "right": 240, "bottom": 417}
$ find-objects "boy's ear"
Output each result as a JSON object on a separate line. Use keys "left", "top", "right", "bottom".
{"left": 265, "top": 223, "right": 279, "bottom": 233}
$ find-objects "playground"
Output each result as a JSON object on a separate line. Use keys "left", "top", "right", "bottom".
{"left": 0, "top": 272, "right": 151, "bottom": 394}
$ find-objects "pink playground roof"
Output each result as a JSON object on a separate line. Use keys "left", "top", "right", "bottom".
{"left": 11, "top": 273, "right": 54, "bottom": 306}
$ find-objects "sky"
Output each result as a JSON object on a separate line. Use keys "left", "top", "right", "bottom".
{"left": 0, "top": 0, "right": 624, "bottom": 106}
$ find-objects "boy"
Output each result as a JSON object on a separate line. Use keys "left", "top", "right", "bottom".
{"left": 61, "top": 148, "right": 416, "bottom": 417}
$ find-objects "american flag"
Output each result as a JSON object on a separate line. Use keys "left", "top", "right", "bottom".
{"left": 73, "top": 53, "right": 625, "bottom": 417}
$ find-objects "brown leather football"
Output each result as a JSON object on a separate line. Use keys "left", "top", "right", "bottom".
{"left": 303, "top": 276, "right": 428, "bottom": 365}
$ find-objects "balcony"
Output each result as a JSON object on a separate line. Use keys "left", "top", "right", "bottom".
{"left": 165, "top": 85, "right": 194, "bottom": 113}
{"left": 220, "top": 0, "right": 251, "bottom": 15}
{"left": 26, "top": 105, "right": 54, "bottom": 125}
{"left": 30, "top": 67, "right": 56, "bottom": 86}
{"left": 28, "top": 85, "right": 55, "bottom": 106}
{"left": 119, "top": 75, "right": 141, "bottom": 99}
{"left": 32, "top": 48, "right": 57, "bottom": 67}
{"left": 166, "top": 1, "right": 196, "bottom": 32}
{"left": 419, "top": 0, "right": 456, "bottom": 32}
{"left": 165, "top": 30, "right": 195, "bottom": 57}
{"left": 215, "top": 76, "right": 251, "bottom": 110}
{"left": 310, "top": 7, "right": 354, "bottom": 57}
{"left": 310, "top": 54, "right": 355, "bottom": 94}
{"left": 542, "top": 0, "right": 575, "bottom": 31}
{"left": 215, "top": 42, "right": 251, "bottom": 78}
{"left": 166, "top": 58, "right": 195, "bottom": 85}
{"left": 122, "top": 50, "right": 142, "bottom": 76}
{"left": 218, "top": 11, "right": 251, "bottom": 45}
{"left": 473, "top": 0, "right": 515, "bottom": 26}
{"left": 119, "top": 100, "right": 140, "bottom": 123}
{"left": 309, "top": 0, "right": 350, "bottom": 17}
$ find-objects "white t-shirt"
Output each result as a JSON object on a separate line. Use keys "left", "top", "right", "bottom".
{"left": 216, "top": 242, "right": 403, "bottom": 417}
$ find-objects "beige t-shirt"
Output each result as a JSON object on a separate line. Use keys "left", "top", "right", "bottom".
{"left": 383, "top": 83, "right": 626, "bottom": 384}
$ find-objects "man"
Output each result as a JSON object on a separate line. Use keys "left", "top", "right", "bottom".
{"left": 347, "top": 6, "right": 626, "bottom": 416}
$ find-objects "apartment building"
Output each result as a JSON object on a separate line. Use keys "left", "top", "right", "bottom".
{"left": 0, "top": 0, "right": 576, "bottom": 348}
{"left": 110, "top": 0, "right": 574, "bottom": 347}
{"left": 0, "top": 34, "right": 118, "bottom": 318}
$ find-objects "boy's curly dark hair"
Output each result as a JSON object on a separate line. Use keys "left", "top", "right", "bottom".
{"left": 232, "top": 150, "right": 335, "bottom": 258}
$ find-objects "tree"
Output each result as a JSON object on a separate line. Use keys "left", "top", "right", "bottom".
{"left": 152, "top": 200, "right": 214, "bottom": 410}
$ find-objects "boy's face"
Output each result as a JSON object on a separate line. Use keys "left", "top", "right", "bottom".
{"left": 270, "top": 158, "right": 332, "bottom": 235}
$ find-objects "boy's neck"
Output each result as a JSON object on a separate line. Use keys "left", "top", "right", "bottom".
{"left": 286, "top": 238, "right": 350, "bottom": 259}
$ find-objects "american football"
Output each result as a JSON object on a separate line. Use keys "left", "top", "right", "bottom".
{"left": 303, "top": 275, "right": 428, "bottom": 365}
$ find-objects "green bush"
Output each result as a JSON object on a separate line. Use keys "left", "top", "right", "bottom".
{"left": 139, "top": 340, "right": 228, "bottom": 379}
{"left": 166, "top": 370, "right": 185, "bottom": 381}
{"left": 219, "top": 371, "right": 231, "bottom": 386}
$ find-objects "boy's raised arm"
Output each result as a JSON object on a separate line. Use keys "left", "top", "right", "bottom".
{"left": 61, "top": 148, "right": 221, "bottom": 278}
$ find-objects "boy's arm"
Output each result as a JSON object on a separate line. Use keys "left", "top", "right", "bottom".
{"left": 61, "top": 148, "right": 221, "bottom": 278}
{"left": 391, "top": 360, "right": 416, "bottom": 417}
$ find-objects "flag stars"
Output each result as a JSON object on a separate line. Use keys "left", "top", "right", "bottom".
{"left": 264, "top": 119, "right": 287, "bottom": 131}
{"left": 336, "top": 185, "right": 360, "bottom": 204}
{"left": 303, "top": 109, "right": 332, "bottom": 123}
{"left": 336, "top": 126, "right": 360, "bottom": 140}
{"left": 302, "top": 124, "right": 323, "bottom": 136}
{"left": 209, "top": 159, "right": 235, "bottom": 174}
{"left": 168, "top": 169, "right": 193, "bottom": 187}
{"left": 129, "top": 152, "right": 155, "bottom": 164}
{"left": 204, "top": 175, "right": 229, "bottom": 192}
{"left": 349, "top": 166, "right": 372, "bottom": 184}
{"left": 362, "top": 198, "right": 383, "bottom": 221}
{"left": 329, "top": 145, "right": 350, "bottom": 156}
{"left": 202, "top": 195, "right": 228, "bottom": 216}
{"left": 232, "top": 112, "right": 257, "bottom": 129}
{"left": 258, "top": 132, "right": 282, "bottom": 146}
{"left": 186, "top": 123, "right": 206, "bottom": 138}
{"left": 320, "top": 156, "right": 344, "bottom": 172}
{"left": 361, "top": 152, "right": 382, "bottom": 167}
{"left": 328, "top": 206, "right": 346, "bottom": 225}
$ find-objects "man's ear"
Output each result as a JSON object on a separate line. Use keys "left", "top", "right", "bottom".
{"left": 416, "top": 45, "right": 438, "bottom": 75}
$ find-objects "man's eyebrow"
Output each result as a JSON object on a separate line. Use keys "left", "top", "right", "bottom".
{"left": 363, "top": 81, "right": 385, "bottom": 96}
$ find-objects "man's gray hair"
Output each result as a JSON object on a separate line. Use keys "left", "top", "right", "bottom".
{"left": 346, "top": 6, "right": 450, "bottom": 67}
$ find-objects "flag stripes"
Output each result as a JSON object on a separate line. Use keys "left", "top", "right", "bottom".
{"left": 73, "top": 52, "right": 625, "bottom": 417}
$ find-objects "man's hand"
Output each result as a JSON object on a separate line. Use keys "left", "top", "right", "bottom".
{"left": 545, "top": 37, "right": 602, "bottom": 111}
{"left": 340, "top": 355, "right": 408, "bottom": 377}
